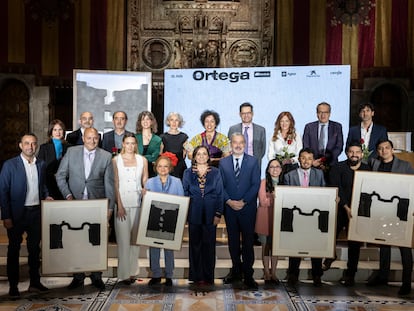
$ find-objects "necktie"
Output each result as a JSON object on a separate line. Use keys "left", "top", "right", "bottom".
{"left": 319, "top": 124, "right": 326, "bottom": 154}
{"left": 244, "top": 126, "right": 249, "bottom": 154}
{"left": 302, "top": 171, "right": 309, "bottom": 187}
{"left": 235, "top": 158, "right": 240, "bottom": 178}
{"left": 85, "top": 152, "right": 93, "bottom": 178}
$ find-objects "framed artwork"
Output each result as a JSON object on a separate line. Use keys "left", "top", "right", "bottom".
{"left": 272, "top": 186, "right": 338, "bottom": 258}
{"left": 41, "top": 199, "right": 108, "bottom": 275}
{"left": 73, "top": 69, "right": 152, "bottom": 133}
{"left": 348, "top": 171, "right": 414, "bottom": 248}
{"left": 136, "top": 191, "right": 190, "bottom": 251}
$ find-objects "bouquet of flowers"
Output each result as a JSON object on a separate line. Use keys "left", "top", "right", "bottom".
{"left": 360, "top": 138, "right": 372, "bottom": 161}
{"left": 276, "top": 138, "right": 296, "bottom": 164}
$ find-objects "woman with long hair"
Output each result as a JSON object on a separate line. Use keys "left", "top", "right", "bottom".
{"left": 113, "top": 133, "right": 148, "bottom": 285}
{"left": 255, "top": 158, "right": 283, "bottom": 286}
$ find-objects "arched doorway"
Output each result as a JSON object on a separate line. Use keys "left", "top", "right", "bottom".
{"left": 370, "top": 82, "right": 408, "bottom": 132}
{"left": 0, "top": 79, "right": 30, "bottom": 169}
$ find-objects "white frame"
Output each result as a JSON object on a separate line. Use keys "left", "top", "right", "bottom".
{"left": 348, "top": 171, "right": 414, "bottom": 247}
{"left": 73, "top": 69, "right": 152, "bottom": 133}
{"left": 273, "top": 186, "right": 338, "bottom": 258}
{"left": 388, "top": 132, "right": 412, "bottom": 152}
{"left": 136, "top": 191, "right": 190, "bottom": 251}
{"left": 41, "top": 199, "right": 108, "bottom": 275}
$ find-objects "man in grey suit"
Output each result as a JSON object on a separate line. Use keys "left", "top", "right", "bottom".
{"left": 56, "top": 127, "right": 115, "bottom": 291}
{"left": 366, "top": 139, "right": 414, "bottom": 296}
{"left": 284, "top": 147, "right": 326, "bottom": 287}
{"left": 228, "top": 102, "right": 266, "bottom": 169}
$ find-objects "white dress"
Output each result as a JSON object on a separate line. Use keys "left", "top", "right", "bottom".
{"left": 115, "top": 154, "right": 144, "bottom": 280}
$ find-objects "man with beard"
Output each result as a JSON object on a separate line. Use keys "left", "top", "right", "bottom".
{"left": 366, "top": 139, "right": 414, "bottom": 296}
{"left": 324, "top": 141, "right": 370, "bottom": 286}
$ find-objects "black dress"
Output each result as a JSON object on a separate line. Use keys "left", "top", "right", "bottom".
{"left": 160, "top": 132, "right": 189, "bottom": 179}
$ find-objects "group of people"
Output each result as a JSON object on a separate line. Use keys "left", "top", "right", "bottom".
{"left": 0, "top": 100, "right": 412, "bottom": 298}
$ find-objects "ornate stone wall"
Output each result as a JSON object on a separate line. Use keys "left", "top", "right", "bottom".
{"left": 127, "top": 0, "right": 274, "bottom": 75}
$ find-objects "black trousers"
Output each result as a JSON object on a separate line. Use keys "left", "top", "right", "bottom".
{"left": 7, "top": 207, "right": 41, "bottom": 287}
{"left": 379, "top": 245, "right": 412, "bottom": 285}
{"left": 289, "top": 257, "right": 323, "bottom": 278}
{"left": 188, "top": 223, "right": 216, "bottom": 283}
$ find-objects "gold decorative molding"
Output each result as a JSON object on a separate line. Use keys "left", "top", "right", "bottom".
{"left": 127, "top": 0, "right": 274, "bottom": 72}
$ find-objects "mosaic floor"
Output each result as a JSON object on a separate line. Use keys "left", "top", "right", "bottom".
{"left": 0, "top": 277, "right": 413, "bottom": 311}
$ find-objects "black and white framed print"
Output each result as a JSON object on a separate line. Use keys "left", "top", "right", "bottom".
{"left": 136, "top": 191, "right": 189, "bottom": 251}
{"left": 41, "top": 199, "right": 108, "bottom": 275}
{"left": 348, "top": 171, "right": 414, "bottom": 248}
{"left": 273, "top": 186, "right": 338, "bottom": 258}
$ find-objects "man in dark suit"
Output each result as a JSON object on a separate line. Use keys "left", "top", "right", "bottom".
{"left": 102, "top": 111, "right": 132, "bottom": 153}
{"left": 0, "top": 133, "right": 53, "bottom": 298}
{"left": 66, "top": 111, "right": 102, "bottom": 146}
{"left": 284, "top": 147, "right": 326, "bottom": 287}
{"left": 219, "top": 133, "right": 261, "bottom": 289}
{"left": 56, "top": 127, "right": 114, "bottom": 291}
{"left": 228, "top": 102, "right": 266, "bottom": 168}
{"left": 346, "top": 102, "right": 388, "bottom": 160}
{"left": 366, "top": 139, "right": 414, "bottom": 296}
{"left": 303, "top": 102, "right": 343, "bottom": 168}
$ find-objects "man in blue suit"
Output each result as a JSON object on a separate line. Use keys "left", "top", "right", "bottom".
{"left": 102, "top": 111, "right": 132, "bottom": 153}
{"left": 346, "top": 103, "right": 388, "bottom": 160}
{"left": 303, "top": 102, "right": 343, "bottom": 168}
{"left": 0, "top": 133, "right": 53, "bottom": 298}
{"left": 284, "top": 147, "right": 326, "bottom": 287}
{"left": 219, "top": 133, "right": 261, "bottom": 289}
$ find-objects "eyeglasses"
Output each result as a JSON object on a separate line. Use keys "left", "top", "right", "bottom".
{"left": 269, "top": 166, "right": 282, "bottom": 169}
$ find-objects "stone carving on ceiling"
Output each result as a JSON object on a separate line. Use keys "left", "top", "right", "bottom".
{"left": 127, "top": 0, "right": 274, "bottom": 74}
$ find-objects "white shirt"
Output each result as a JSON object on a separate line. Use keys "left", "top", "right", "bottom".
{"left": 21, "top": 154, "right": 40, "bottom": 206}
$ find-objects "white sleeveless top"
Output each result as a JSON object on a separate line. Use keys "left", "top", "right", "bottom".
{"left": 116, "top": 154, "right": 144, "bottom": 208}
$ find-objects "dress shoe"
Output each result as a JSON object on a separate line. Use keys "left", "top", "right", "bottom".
{"left": 148, "top": 277, "right": 161, "bottom": 286}
{"left": 164, "top": 278, "right": 173, "bottom": 286}
{"left": 67, "top": 278, "right": 84, "bottom": 290}
{"left": 28, "top": 283, "right": 50, "bottom": 293}
{"left": 9, "top": 287, "right": 20, "bottom": 298}
{"left": 119, "top": 278, "right": 136, "bottom": 285}
{"left": 322, "top": 256, "right": 337, "bottom": 271}
{"left": 286, "top": 274, "right": 298, "bottom": 287}
{"left": 366, "top": 273, "right": 388, "bottom": 286}
{"left": 313, "top": 276, "right": 322, "bottom": 287}
{"left": 339, "top": 275, "right": 355, "bottom": 287}
{"left": 243, "top": 278, "right": 259, "bottom": 290}
{"left": 92, "top": 279, "right": 106, "bottom": 290}
{"left": 223, "top": 271, "right": 242, "bottom": 284}
{"left": 398, "top": 284, "right": 411, "bottom": 296}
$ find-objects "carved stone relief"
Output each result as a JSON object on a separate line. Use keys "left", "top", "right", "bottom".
{"left": 127, "top": 0, "right": 274, "bottom": 72}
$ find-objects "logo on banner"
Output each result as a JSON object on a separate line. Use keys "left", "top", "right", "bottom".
{"left": 281, "top": 71, "right": 296, "bottom": 77}
{"left": 192, "top": 69, "right": 271, "bottom": 83}
{"left": 306, "top": 70, "right": 320, "bottom": 78}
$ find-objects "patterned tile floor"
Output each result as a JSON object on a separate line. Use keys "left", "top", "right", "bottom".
{"left": 0, "top": 277, "right": 413, "bottom": 310}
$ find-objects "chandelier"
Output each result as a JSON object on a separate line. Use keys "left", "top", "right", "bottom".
{"left": 328, "top": 0, "right": 375, "bottom": 26}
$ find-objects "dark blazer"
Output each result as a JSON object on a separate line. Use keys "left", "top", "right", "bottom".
{"left": 66, "top": 129, "right": 102, "bottom": 147}
{"left": 56, "top": 145, "right": 115, "bottom": 210}
{"left": 228, "top": 123, "right": 266, "bottom": 167}
{"left": 284, "top": 167, "right": 326, "bottom": 187}
{"left": 302, "top": 120, "right": 343, "bottom": 165}
{"left": 102, "top": 130, "right": 133, "bottom": 153}
{"left": 182, "top": 166, "right": 224, "bottom": 225}
{"left": 0, "top": 155, "right": 49, "bottom": 221}
{"left": 346, "top": 123, "right": 388, "bottom": 159}
{"left": 371, "top": 156, "right": 414, "bottom": 174}
{"left": 219, "top": 154, "right": 261, "bottom": 216}
{"left": 37, "top": 141, "right": 69, "bottom": 199}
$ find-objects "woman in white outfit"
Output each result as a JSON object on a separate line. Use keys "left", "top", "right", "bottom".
{"left": 113, "top": 133, "right": 148, "bottom": 285}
